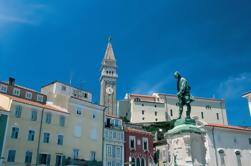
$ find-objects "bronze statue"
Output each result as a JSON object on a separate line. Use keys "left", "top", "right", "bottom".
{"left": 174, "top": 71, "right": 192, "bottom": 119}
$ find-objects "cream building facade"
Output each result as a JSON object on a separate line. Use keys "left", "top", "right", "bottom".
{"left": 118, "top": 93, "right": 228, "bottom": 125}
{"left": 0, "top": 78, "right": 69, "bottom": 166}
{"left": 41, "top": 81, "right": 105, "bottom": 164}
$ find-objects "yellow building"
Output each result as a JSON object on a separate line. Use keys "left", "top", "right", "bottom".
{"left": 0, "top": 78, "right": 69, "bottom": 166}
{"left": 41, "top": 81, "right": 105, "bottom": 165}
{"left": 0, "top": 78, "right": 104, "bottom": 166}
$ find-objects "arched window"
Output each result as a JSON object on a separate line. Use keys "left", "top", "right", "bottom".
{"left": 141, "top": 158, "right": 145, "bottom": 166}
{"left": 235, "top": 150, "right": 242, "bottom": 166}
{"left": 218, "top": 148, "right": 225, "bottom": 165}
{"left": 136, "top": 158, "right": 140, "bottom": 166}
{"left": 131, "top": 157, "right": 135, "bottom": 166}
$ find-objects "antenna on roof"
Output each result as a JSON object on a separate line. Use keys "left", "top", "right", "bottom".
{"left": 69, "top": 72, "right": 74, "bottom": 86}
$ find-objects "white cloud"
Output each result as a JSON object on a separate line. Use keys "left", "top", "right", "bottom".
{"left": 131, "top": 62, "right": 173, "bottom": 94}
{"left": 216, "top": 72, "right": 251, "bottom": 100}
{"left": 0, "top": 2, "right": 48, "bottom": 26}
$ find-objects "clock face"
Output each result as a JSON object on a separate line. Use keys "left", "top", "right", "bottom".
{"left": 106, "top": 87, "right": 114, "bottom": 95}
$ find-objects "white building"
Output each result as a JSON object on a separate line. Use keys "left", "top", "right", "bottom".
{"left": 103, "top": 115, "right": 124, "bottom": 166}
{"left": 156, "top": 121, "right": 251, "bottom": 166}
{"left": 205, "top": 123, "right": 251, "bottom": 166}
{"left": 118, "top": 93, "right": 228, "bottom": 125}
{"left": 242, "top": 91, "right": 251, "bottom": 116}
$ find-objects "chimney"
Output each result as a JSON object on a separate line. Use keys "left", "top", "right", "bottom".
{"left": 9, "top": 77, "right": 15, "bottom": 86}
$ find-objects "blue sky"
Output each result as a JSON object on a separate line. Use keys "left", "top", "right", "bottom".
{"left": 0, "top": 0, "right": 251, "bottom": 126}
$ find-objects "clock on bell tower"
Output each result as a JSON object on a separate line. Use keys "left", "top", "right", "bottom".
{"left": 100, "top": 37, "right": 118, "bottom": 116}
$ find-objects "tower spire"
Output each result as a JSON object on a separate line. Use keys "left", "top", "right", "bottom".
{"left": 102, "top": 36, "right": 116, "bottom": 62}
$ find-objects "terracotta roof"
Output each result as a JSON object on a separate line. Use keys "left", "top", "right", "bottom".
{"left": 0, "top": 93, "right": 69, "bottom": 114}
{"left": 125, "top": 127, "right": 152, "bottom": 135}
{"left": 129, "top": 93, "right": 156, "bottom": 99}
{"left": 206, "top": 123, "right": 251, "bottom": 131}
{"left": 0, "top": 81, "right": 44, "bottom": 95}
{"left": 242, "top": 91, "right": 251, "bottom": 97}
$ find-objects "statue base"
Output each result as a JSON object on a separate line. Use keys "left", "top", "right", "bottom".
{"left": 163, "top": 118, "right": 207, "bottom": 166}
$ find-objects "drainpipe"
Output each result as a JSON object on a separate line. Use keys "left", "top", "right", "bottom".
{"left": 102, "top": 106, "right": 107, "bottom": 166}
{"left": 212, "top": 126, "right": 219, "bottom": 166}
{"left": 36, "top": 108, "right": 44, "bottom": 166}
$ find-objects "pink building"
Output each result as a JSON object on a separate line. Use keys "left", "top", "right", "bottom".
{"left": 124, "top": 127, "right": 154, "bottom": 166}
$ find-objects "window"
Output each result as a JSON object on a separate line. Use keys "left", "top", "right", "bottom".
{"left": 216, "top": 113, "right": 219, "bottom": 120}
{"left": 218, "top": 149, "right": 225, "bottom": 165}
{"left": 141, "top": 158, "right": 145, "bottom": 166}
{"left": 155, "top": 111, "right": 157, "bottom": 116}
{"left": 129, "top": 136, "right": 136, "bottom": 149}
{"left": 143, "top": 138, "right": 149, "bottom": 151}
{"left": 114, "top": 119, "right": 119, "bottom": 127}
{"left": 11, "top": 127, "right": 19, "bottom": 139}
{"left": 28, "top": 130, "right": 35, "bottom": 141}
{"left": 154, "top": 105, "right": 157, "bottom": 108}
{"left": 142, "top": 110, "right": 144, "bottom": 115}
{"left": 13, "top": 88, "right": 20, "bottom": 96}
{"left": 142, "top": 104, "right": 144, "bottom": 106}
{"left": 201, "top": 112, "right": 204, "bottom": 119}
{"left": 25, "top": 151, "right": 32, "bottom": 164}
{"left": 136, "top": 158, "right": 140, "bottom": 166}
{"left": 73, "top": 149, "right": 79, "bottom": 159}
{"left": 0, "top": 84, "right": 8, "bottom": 93}
{"left": 206, "top": 105, "right": 212, "bottom": 110}
{"left": 57, "top": 135, "right": 64, "bottom": 145}
{"left": 7, "top": 150, "right": 16, "bottom": 162}
{"left": 134, "top": 98, "right": 141, "bottom": 102}
{"left": 15, "top": 105, "right": 22, "bottom": 118}
{"left": 90, "top": 151, "right": 96, "bottom": 161}
{"left": 112, "top": 145, "right": 116, "bottom": 157}
{"left": 131, "top": 157, "right": 135, "bottom": 166}
{"left": 116, "top": 147, "right": 121, "bottom": 158}
{"left": 61, "top": 85, "right": 66, "bottom": 91}
{"left": 249, "top": 138, "right": 251, "bottom": 145}
{"left": 84, "top": 93, "right": 88, "bottom": 98}
{"left": 76, "top": 107, "right": 82, "bottom": 115}
{"left": 92, "top": 113, "right": 96, "bottom": 119}
{"left": 113, "top": 131, "right": 116, "bottom": 139}
{"left": 43, "top": 133, "right": 50, "bottom": 143}
{"left": 25, "top": 92, "right": 32, "bottom": 99}
{"left": 170, "top": 109, "right": 173, "bottom": 116}
{"left": 56, "top": 155, "right": 64, "bottom": 166}
{"left": 37, "top": 95, "right": 44, "bottom": 102}
{"left": 45, "top": 113, "right": 52, "bottom": 124}
{"left": 39, "top": 154, "right": 51, "bottom": 165}
{"left": 155, "top": 118, "right": 158, "bottom": 122}
{"left": 31, "top": 109, "right": 37, "bottom": 121}
{"left": 235, "top": 150, "right": 242, "bottom": 166}
{"left": 107, "top": 145, "right": 112, "bottom": 157}
{"left": 59, "top": 115, "right": 65, "bottom": 127}
{"left": 142, "top": 117, "right": 145, "bottom": 120}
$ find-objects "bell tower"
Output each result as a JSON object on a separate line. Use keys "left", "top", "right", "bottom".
{"left": 100, "top": 37, "right": 118, "bottom": 116}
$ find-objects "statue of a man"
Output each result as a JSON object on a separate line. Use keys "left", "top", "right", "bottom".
{"left": 174, "top": 71, "right": 192, "bottom": 119}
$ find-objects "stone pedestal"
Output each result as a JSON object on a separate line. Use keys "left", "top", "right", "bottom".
{"left": 164, "top": 119, "right": 206, "bottom": 166}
